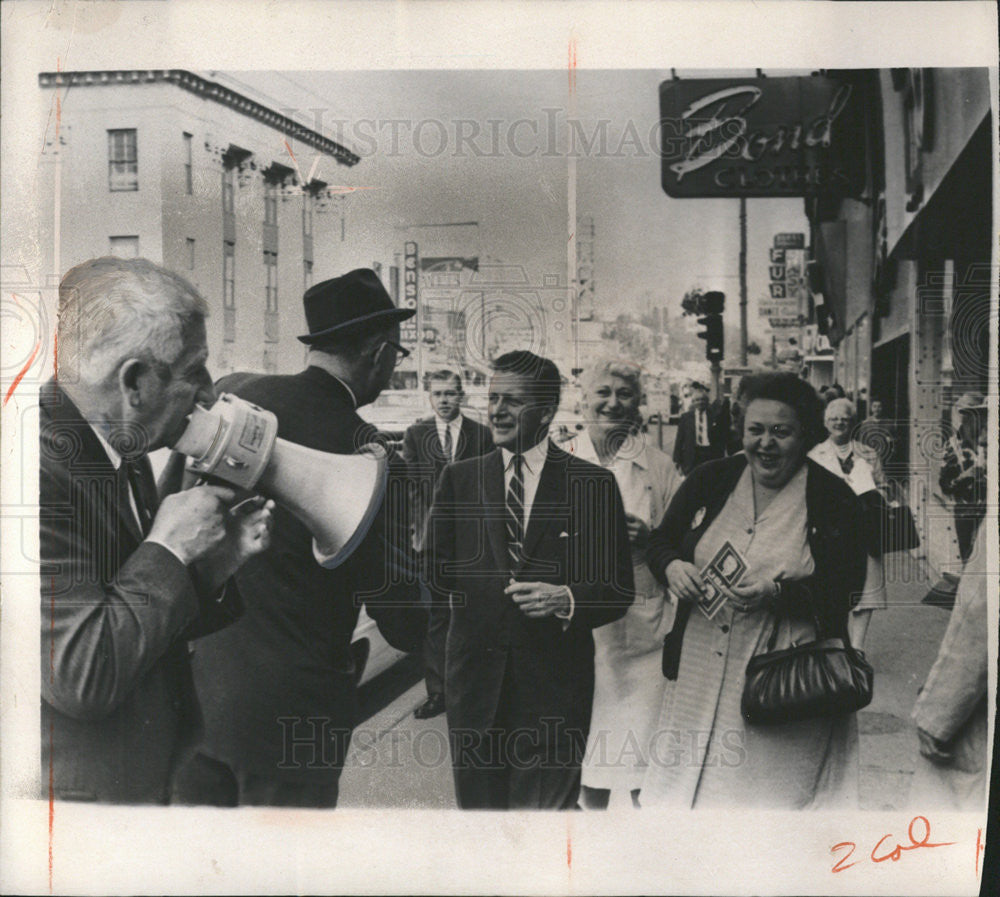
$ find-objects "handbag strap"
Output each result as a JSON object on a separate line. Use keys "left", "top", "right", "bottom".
{"left": 762, "top": 600, "right": 825, "bottom": 654}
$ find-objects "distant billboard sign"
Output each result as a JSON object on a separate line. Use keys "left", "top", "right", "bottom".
{"left": 402, "top": 241, "right": 419, "bottom": 345}
{"left": 659, "top": 77, "right": 863, "bottom": 198}
{"left": 763, "top": 241, "right": 808, "bottom": 318}
{"left": 774, "top": 233, "right": 805, "bottom": 249}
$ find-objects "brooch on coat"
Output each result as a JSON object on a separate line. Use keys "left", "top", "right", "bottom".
{"left": 691, "top": 507, "right": 706, "bottom": 529}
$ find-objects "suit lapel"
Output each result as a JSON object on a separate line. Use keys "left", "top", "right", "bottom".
{"left": 42, "top": 382, "right": 146, "bottom": 546}
{"left": 482, "top": 450, "right": 508, "bottom": 570}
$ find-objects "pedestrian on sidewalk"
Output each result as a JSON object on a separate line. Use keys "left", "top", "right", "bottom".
{"left": 642, "top": 372, "right": 867, "bottom": 809}
{"left": 911, "top": 525, "right": 989, "bottom": 810}
{"left": 400, "top": 370, "right": 493, "bottom": 720}
{"left": 570, "top": 360, "right": 684, "bottom": 810}
{"left": 808, "top": 397, "right": 888, "bottom": 651}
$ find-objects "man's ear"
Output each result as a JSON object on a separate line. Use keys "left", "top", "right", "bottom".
{"left": 362, "top": 333, "right": 385, "bottom": 362}
{"left": 540, "top": 405, "right": 556, "bottom": 428}
{"left": 118, "top": 358, "right": 148, "bottom": 408}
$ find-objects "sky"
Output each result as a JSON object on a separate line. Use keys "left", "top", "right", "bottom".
{"left": 220, "top": 69, "right": 810, "bottom": 342}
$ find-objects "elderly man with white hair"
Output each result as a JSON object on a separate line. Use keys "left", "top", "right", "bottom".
{"left": 808, "top": 396, "right": 887, "bottom": 649}
{"left": 40, "top": 256, "right": 273, "bottom": 804}
{"left": 567, "top": 359, "right": 684, "bottom": 809}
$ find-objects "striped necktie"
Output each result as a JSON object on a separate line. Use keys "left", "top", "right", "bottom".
{"left": 505, "top": 453, "right": 524, "bottom": 571}
{"left": 121, "top": 457, "right": 155, "bottom": 535}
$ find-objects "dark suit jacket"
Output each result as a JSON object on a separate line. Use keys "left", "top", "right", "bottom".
{"left": 426, "top": 445, "right": 634, "bottom": 741}
{"left": 188, "top": 366, "right": 426, "bottom": 782}
{"left": 672, "top": 403, "right": 728, "bottom": 475}
{"left": 400, "top": 414, "right": 493, "bottom": 548}
{"left": 39, "top": 381, "right": 241, "bottom": 803}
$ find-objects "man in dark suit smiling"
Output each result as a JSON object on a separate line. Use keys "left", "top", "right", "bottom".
{"left": 426, "top": 351, "right": 633, "bottom": 809}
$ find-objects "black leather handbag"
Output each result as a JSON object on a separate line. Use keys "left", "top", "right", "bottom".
{"left": 741, "top": 617, "right": 874, "bottom": 726}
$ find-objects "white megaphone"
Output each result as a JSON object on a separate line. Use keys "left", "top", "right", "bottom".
{"left": 171, "top": 393, "right": 387, "bottom": 569}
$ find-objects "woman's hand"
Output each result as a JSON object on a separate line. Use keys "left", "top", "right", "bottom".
{"left": 665, "top": 560, "right": 706, "bottom": 603}
{"left": 727, "top": 578, "right": 778, "bottom": 614}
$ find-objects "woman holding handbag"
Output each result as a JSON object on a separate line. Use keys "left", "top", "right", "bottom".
{"left": 640, "top": 372, "right": 869, "bottom": 809}
{"left": 808, "top": 397, "right": 888, "bottom": 650}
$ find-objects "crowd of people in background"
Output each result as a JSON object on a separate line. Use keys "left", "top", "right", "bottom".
{"left": 39, "top": 256, "right": 991, "bottom": 813}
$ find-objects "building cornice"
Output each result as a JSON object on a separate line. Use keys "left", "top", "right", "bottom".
{"left": 38, "top": 69, "right": 359, "bottom": 167}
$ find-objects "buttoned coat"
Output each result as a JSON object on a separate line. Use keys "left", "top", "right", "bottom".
{"left": 426, "top": 445, "right": 634, "bottom": 743}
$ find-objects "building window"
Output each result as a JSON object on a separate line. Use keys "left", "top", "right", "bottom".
{"left": 108, "top": 129, "right": 138, "bottom": 191}
{"left": 304, "top": 259, "right": 313, "bottom": 289}
{"left": 302, "top": 193, "right": 313, "bottom": 238}
{"left": 109, "top": 235, "right": 139, "bottom": 257}
{"left": 265, "top": 251, "right": 278, "bottom": 312}
{"left": 264, "top": 181, "right": 278, "bottom": 226}
{"left": 186, "top": 238, "right": 196, "bottom": 270}
{"left": 223, "top": 241, "right": 235, "bottom": 309}
{"left": 183, "top": 132, "right": 193, "bottom": 194}
{"left": 222, "top": 166, "right": 235, "bottom": 215}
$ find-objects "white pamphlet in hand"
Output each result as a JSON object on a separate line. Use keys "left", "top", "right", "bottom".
{"left": 697, "top": 540, "right": 749, "bottom": 620}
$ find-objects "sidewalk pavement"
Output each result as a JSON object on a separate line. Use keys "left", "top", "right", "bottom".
{"left": 858, "top": 552, "right": 952, "bottom": 811}
{"left": 339, "top": 552, "right": 955, "bottom": 811}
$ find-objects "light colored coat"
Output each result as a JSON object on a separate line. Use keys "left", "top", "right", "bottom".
{"left": 570, "top": 429, "right": 684, "bottom": 792}
{"left": 911, "top": 526, "right": 989, "bottom": 809}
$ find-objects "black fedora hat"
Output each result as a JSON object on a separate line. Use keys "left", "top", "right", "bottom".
{"left": 297, "top": 268, "right": 415, "bottom": 344}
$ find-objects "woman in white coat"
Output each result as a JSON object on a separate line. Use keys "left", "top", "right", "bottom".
{"left": 808, "top": 397, "right": 887, "bottom": 649}
{"left": 572, "top": 360, "right": 684, "bottom": 809}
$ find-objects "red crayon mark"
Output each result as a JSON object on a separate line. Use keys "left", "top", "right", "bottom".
{"left": 4, "top": 339, "right": 41, "bottom": 406}
{"left": 284, "top": 139, "right": 297, "bottom": 166}
{"left": 975, "top": 828, "right": 984, "bottom": 877}
{"left": 870, "top": 815, "right": 956, "bottom": 864}
{"left": 830, "top": 841, "right": 859, "bottom": 873}
{"left": 567, "top": 832, "right": 572, "bottom": 868}
{"left": 568, "top": 37, "right": 577, "bottom": 94}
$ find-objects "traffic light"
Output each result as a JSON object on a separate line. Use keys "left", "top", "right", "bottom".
{"left": 697, "top": 313, "right": 724, "bottom": 361}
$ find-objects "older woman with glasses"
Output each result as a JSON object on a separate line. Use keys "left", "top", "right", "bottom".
{"left": 809, "top": 397, "right": 888, "bottom": 650}
{"left": 568, "top": 360, "right": 684, "bottom": 809}
{"left": 641, "top": 372, "right": 867, "bottom": 809}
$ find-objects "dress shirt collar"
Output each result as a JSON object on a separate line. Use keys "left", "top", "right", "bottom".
{"left": 329, "top": 374, "right": 358, "bottom": 410}
{"left": 500, "top": 437, "right": 549, "bottom": 475}
{"left": 435, "top": 411, "right": 464, "bottom": 432}
{"left": 89, "top": 423, "right": 124, "bottom": 470}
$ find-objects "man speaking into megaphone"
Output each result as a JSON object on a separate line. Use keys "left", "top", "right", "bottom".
{"left": 170, "top": 269, "right": 427, "bottom": 809}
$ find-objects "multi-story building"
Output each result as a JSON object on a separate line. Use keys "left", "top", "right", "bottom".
{"left": 805, "top": 67, "right": 993, "bottom": 576}
{"left": 37, "top": 69, "right": 364, "bottom": 376}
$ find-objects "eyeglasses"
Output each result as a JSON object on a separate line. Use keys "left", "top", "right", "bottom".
{"left": 380, "top": 339, "right": 411, "bottom": 368}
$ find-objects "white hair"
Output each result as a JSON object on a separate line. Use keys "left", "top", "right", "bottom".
{"left": 57, "top": 257, "right": 208, "bottom": 385}
{"left": 582, "top": 358, "right": 644, "bottom": 395}
{"left": 825, "top": 397, "right": 857, "bottom": 421}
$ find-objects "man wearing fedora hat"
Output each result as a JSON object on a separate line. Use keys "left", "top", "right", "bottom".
{"left": 173, "top": 268, "right": 427, "bottom": 808}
